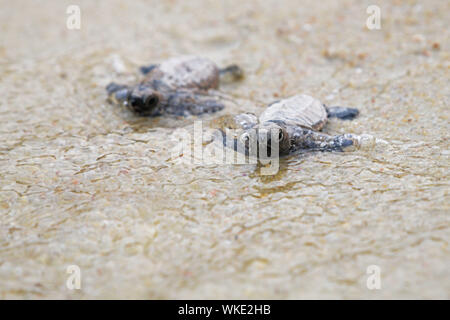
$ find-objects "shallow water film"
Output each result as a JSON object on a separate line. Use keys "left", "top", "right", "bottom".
{"left": 0, "top": 0, "right": 449, "bottom": 299}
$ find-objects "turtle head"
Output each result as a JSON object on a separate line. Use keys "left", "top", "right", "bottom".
{"left": 107, "top": 83, "right": 162, "bottom": 116}
{"left": 240, "top": 122, "right": 290, "bottom": 157}
{"left": 125, "top": 85, "right": 162, "bottom": 116}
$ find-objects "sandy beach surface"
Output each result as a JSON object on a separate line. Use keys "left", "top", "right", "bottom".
{"left": 0, "top": 0, "right": 449, "bottom": 299}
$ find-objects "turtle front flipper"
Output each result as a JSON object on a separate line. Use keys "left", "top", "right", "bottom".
{"left": 326, "top": 106, "right": 359, "bottom": 120}
{"left": 106, "top": 82, "right": 128, "bottom": 95}
{"left": 165, "top": 89, "right": 225, "bottom": 116}
{"left": 106, "top": 82, "right": 130, "bottom": 105}
{"left": 291, "top": 128, "right": 359, "bottom": 152}
{"left": 212, "top": 113, "right": 258, "bottom": 155}
{"left": 187, "top": 99, "right": 225, "bottom": 116}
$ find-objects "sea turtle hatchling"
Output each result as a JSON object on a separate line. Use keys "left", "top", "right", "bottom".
{"left": 106, "top": 56, "right": 243, "bottom": 117}
{"left": 215, "top": 94, "right": 366, "bottom": 157}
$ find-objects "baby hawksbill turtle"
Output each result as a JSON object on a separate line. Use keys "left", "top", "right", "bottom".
{"left": 215, "top": 94, "right": 364, "bottom": 156}
{"left": 106, "top": 56, "right": 243, "bottom": 117}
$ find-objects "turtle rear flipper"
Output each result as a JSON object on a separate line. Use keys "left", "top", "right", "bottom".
{"left": 219, "top": 64, "right": 244, "bottom": 82}
{"left": 139, "top": 64, "right": 158, "bottom": 75}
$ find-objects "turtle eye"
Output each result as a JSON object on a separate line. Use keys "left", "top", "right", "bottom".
{"left": 145, "top": 94, "right": 159, "bottom": 109}
{"left": 278, "top": 130, "right": 284, "bottom": 141}
{"left": 241, "top": 132, "right": 250, "bottom": 143}
{"left": 129, "top": 95, "right": 144, "bottom": 108}
{"left": 124, "top": 90, "right": 133, "bottom": 106}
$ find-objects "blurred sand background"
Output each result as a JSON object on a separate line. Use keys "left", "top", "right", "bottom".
{"left": 0, "top": 0, "right": 449, "bottom": 299}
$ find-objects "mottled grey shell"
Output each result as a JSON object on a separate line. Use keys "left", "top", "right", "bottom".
{"left": 259, "top": 94, "right": 328, "bottom": 131}
{"left": 147, "top": 56, "right": 219, "bottom": 90}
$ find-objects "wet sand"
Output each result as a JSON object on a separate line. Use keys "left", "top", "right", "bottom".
{"left": 0, "top": 0, "right": 449, "bottom": 299}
